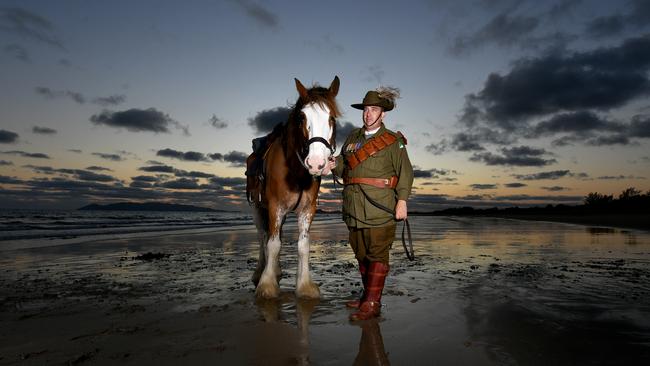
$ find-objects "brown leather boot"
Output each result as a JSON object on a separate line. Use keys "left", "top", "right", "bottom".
{"left": 346, "top": 260, "right": 368, "bottom": 308}
{"left": 350, "top": 262, "right": 388, "bottom": 321}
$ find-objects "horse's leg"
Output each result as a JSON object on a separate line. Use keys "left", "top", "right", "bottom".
{"left": 255, "top": 204, "right": 284, "bottom": 299}
{"left": 251, "top": 205, "right": 268, "bottom": 286}
{"left": 295, "top": 206, "right": 320, "bottom": 299}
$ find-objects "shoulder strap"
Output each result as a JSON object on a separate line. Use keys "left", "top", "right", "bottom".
{"left": 345, "top": 131, "right": 398, "bottom": 170}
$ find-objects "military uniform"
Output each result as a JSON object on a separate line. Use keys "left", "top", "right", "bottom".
{"left": 332, "top": 89, "right": 414, "bottom": 321}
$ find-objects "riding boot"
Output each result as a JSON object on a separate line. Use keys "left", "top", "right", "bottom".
{"left": 350, "top": 262, "right": 389, "bottom": 321}
{"left": 346, "top": 259, "right": 368, "bottom": 308}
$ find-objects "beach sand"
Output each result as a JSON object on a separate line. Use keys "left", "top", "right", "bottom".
{"left": 1, "top": 216, "right": 649, "bottom": 365}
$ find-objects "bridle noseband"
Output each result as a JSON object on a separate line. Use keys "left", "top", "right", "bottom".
{"left": 301, "top": 136, "right": 335, "bottom": 160}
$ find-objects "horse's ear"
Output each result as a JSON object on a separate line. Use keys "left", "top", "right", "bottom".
{"left": 295, "top": 78, "right": 309, "bottom": 100}
{"left": 329, "top": 76, "right": 340, "bottom": 97}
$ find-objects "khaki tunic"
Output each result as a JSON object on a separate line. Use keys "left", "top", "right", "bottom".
{"left": 333, "top": 124, "right": 414, "bottom": 228}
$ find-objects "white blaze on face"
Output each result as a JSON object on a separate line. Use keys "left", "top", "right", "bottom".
{"left": 302, "top": 103, "right": 333, "bottom": 175}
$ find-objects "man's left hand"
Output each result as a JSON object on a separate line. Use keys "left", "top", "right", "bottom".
{"left": 395, "top": 200, "right": 407, "bottom": 220}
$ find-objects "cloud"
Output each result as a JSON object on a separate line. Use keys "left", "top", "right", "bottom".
{"left": 209, "top": 176, "right": 247, "bottom": 187}
{"left": 470, "top": 145, "right": 556, "bottom": 166}
{"left": 223, "top": 151, "right": 247, "bottom": 167}
{"left": 175, "top": 170, "right": 215, "bottom": 178}
{"left": 0, "top": 175, "right": 23, "bottom": 184}
{"left": 92, "top": 152, "right": 123, "bottom": 161}
{"left": 413, "top": 168, "right": 437, "bottom": 179}
{"left": 138, "top": 164, "right": 175, "bottom": 173}
{"left": 585, "top": 0, "right": 650, "bottom": 38}
{"left": 460, "top": 35, "right": 650, "bottom": 128}
{"left": 92, "top": 94, "right": 126, "bottom": 106}
{"left": 528, "top": 111, "right": 624, "bottom": 137}
{"left": 449, "top": 11, "right": 539, "bottom": 56}
{"left": 336, "top": 121, "right": 356, "bottom": 148}
{"left": 541, "top": 186, "right": 570, "bottom": 191}
{"left": 0, "top": 159, "right": 13, "bottom": 166}
{"left": 68, "top": 149, "right": 82, "bottom": 153}
{"left": 596, "top": 174, "right": 644, "bottom": 180}
{"left": 3, "top": 43, "right": 29, "bottom": 62}
{"left": 157, "top": 148, "right": 208, "bottom": 162}
{"left": 0, "top": 8, "right": 65, "bottom": 49}
{"left": 209, "top": 114, "right": 228, "bottom": 129}
{"left": 470, "top": 183, "right": 498, "bottom": 190}
{"left": 512, "top": 170, "right": 572, "bottom": 180}
{"left": 86, "top": 166, "right": 112, "bottom": 172}
{"left": 90, "top": 108, "right": 189, "bottom": 135}
{"left": 32, "top": 126, "right": 57, "bottom": 135}
{"left": 2, "top": 150, "right": 49, "bottom": 159}
{"left": 35, "top": 87, "right": 85, "bottom": 104}
{"left": 21, "top": 165, "right": 117, "bottom": 182}
{"left": 232, "top": 0, "right": 279, "bottom": 29}
{"left": 362, "top": 65, "right": 385, "bottom": 83}
{"left": 504, "top": 182, "right": 527, "bottom": 188}
{"left": 248, "top": 106, "right": 290, "bottom": 134}
{"left": 156, "top": 178, "right": 200, "bottom": 190}
{"left": 0, "top": 129, "right": 19, "bottom": 143}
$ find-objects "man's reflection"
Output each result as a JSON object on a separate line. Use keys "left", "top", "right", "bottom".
{"left": 353, "top": 319, "right": 390, "bottom": 366}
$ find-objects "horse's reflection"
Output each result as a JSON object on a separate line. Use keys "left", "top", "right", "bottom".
{"left": 353, "top": 319, "right": 391, "bottom": 366}
{"left": 254, "top": 297, "right": 391, "bottom": 366}
{"left": 255, "top": 296, "right": 318, "bottom": 365}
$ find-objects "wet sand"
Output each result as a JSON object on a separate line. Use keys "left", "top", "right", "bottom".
{"left": 1, "top": 216, "right": 649, "bottom": 365}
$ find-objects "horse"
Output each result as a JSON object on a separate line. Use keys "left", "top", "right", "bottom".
{"left": 249, "top": 76, "right": 340, "bottom": 299}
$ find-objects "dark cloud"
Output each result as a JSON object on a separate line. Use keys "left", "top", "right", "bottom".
{"left": 92, "top": 94, "right": 126, "bottom": 106}
{"left": 92, "top": 152, "right": 123, "bottom": 161}
{"left": 138, "top": 164, "right": 175, "bottom": 173}
{"left": 86, "top": 166, "right": 112, "bottom": 172}
{"left": 232, "top": 0, "right": 279, "bottom": 29}
{"left": 0, "top": 159, "right": 13, "bottom": 166}
{"left": 470, "top": 183, "right": 498, "bottom": 190}
{"left": 470, "top": 145, "right": 556, "bottom": 166}
{"left": 504, "top": 182, "right": 527, "bottom": 188}
{"left": 629, "top": 114, "right": 650, "bottom": 138}
{"left": 35, "top": 87, "right": 85, "bottom": 104}
{"left": 541, "top": 186, "right": 570, "bottom": 191}
{"left": 2, "top": 150, "right": 49, "bottom": 159}
{"left": 209, "top": 176, "right": 247, "bottom": 187}
{"left": 131, "top": 175, "right": 161, "bottom": 182}
{"left": 156, "top": 148, "right": 207, "bottom": 162}
{"left": 32, "top": 126, "right": 57, "bottom": 135}
{"left": 175, "top": 170, "right": 215, "bottom": 179}
{"left": 449, "top": 11, "right": 539, "bottom": 56}
{"left": 68, "top": 149, "right": 82, "bottom": 153}
{"left": 336, "top": 121, "right": 356, "bottom": 148}
{"left": 425, "top": 140, "right": 448, "bottom": 155}
{"left": 90, "top": 108, "right": 188, "bottom": 135}
{"left": 460, "top": 35, "right": 650, "bottom": 128}
{"left": 512, "top": 170, "right": 571, "bottom": 180}
{"left": 0, "top": 129, "right": 19, "bottom": 143}
{"left": 223, "top": 151, "right": 247, "bottom": 167}
{"left": 491, "top": 194, "right": 583, "bottom": 202}
{"left": 586, "top": 0, "right": 650, "bottom": 38}
{"left": 413, "top": 168, "right": 437, "bottom": 179}
{"left": 156, "top": 178, "right": 200, "bottom": 190}
{"left": 74, "top": 170, "right": 116, "bottom": 182}
{"left": 597, "top": 175, "right": 643, "bottom": 180}
{"left": 3, "top": 43, "right": 29, "bottom": 62}
{"left": 209, "top": 114, "right": 228, "bottom": 129}
{"left": 528, "top": 111, "right": 624, "bottom": 138}
{"left": 585, "top": 134, "right": 631, "bottom": 146}
{"left": 21, "top": 164, "right": 116, "bottom": 182}
{"left": 0, "top": 8, "right": 65, "bottom": 49}
{"left": 209, "top": 153, "right": 223, "bottom": 161}
{"left": 248, "top": 106, "right": 290, "bottom": 134}
{"left": 0, "top": 175, "right": 23, "bottom": 184}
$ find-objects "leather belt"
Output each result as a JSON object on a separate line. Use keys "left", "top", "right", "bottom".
{"left": 343, "top": 176, "right": 398, "bottom": 189}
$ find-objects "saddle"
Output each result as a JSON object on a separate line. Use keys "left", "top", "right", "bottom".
{"left": 246, "top": 124, "right": 283, "bottom": 206}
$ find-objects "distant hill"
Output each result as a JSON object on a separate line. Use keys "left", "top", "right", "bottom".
{"left": 78, "top": 202, "right": 220, "bottom": 212}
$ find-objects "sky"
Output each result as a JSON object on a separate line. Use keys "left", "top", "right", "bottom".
{"left": 1, "top": 0, "right": 649, "bottom": 211}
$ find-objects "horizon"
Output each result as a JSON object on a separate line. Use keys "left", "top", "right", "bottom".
{"left": 1, "top": 0, "right": 650, "bottom": 212}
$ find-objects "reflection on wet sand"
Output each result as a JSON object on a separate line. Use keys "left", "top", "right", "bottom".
{"left": 353, "top": 319, "right": 390, "bottom": 366}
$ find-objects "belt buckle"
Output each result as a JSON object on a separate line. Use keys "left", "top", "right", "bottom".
{"left": 383, "top": 178, "right": 389, "bottom": 187}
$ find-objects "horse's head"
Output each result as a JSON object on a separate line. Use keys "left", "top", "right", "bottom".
{"left": 294, "top": 76, "right": 340, "bottom": 176}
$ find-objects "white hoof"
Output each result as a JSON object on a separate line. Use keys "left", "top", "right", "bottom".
{"left": 256, "top": 280, "right": 280, "bottom": 299}
{"left": 296, "top": 281, "right": 320, "bottom": 299}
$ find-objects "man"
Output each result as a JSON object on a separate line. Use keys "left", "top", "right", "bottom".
{"left": 329, "top": 88, "right": 414, "bottom": 321}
